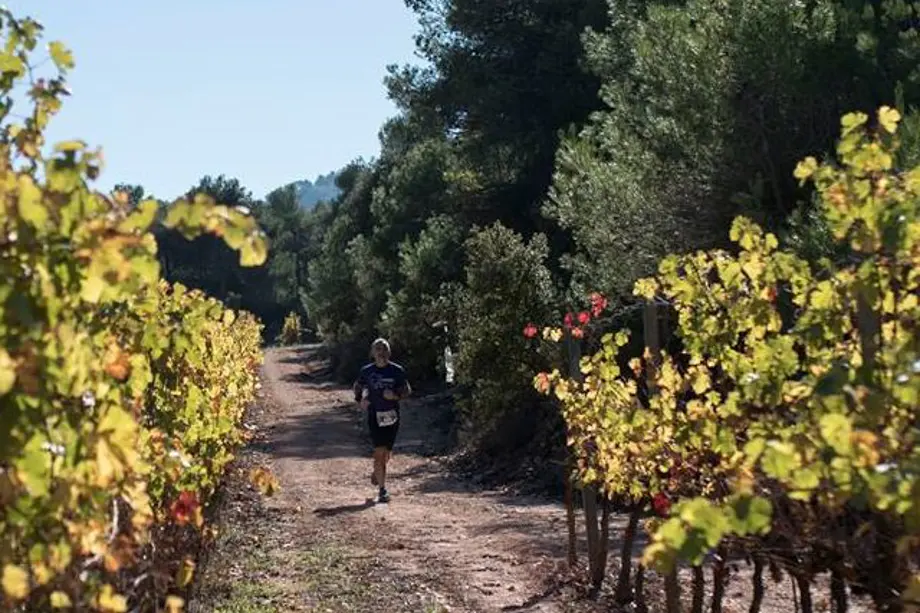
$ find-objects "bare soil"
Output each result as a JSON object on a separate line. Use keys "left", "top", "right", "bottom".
{"left": 189, "top": 345, "right": 874, "bottom": 613}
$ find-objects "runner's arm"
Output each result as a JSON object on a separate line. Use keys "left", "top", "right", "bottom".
{"left": 383, "top": 374, "right": 411, "bottom": 401}
{"left": 397, "top": 377, "right": 411, "bottom": 400}
{"left": 352, "top": 373, "right": 364, "bottom": 403}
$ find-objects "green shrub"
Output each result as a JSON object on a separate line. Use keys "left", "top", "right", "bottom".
{"left": 279, "top": 311, "right": 303, "bottom": 345}
{"left": 379, "top": 215, "right": 467, "bottom": 379}
{"left": 454, "top": 223, "right": 558, "bottom": 451}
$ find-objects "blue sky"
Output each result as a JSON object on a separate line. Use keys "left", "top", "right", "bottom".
{"left": 6, "top": 1, "right": 421, "bottom": 200}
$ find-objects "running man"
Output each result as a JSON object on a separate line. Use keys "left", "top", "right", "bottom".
{"left": 353, "top": 338, "right": 410, "bottom": 503}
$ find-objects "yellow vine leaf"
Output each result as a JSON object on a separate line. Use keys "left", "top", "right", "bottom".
{"left": 94, "top": 584, "right": 127, "bottom": 612}
{"left": 0, "top": 52, "right": 24, "bottom": 74}
{"left": 794, "top": 156, "right": 819, "bottom": 182}
{"left": 53, "top": 139, "right": 87, "bottom": 152}
{"left": 17, "top": 173, "right": 47, "bottom": 228}
{"left": 878, "top": 106, "right": 901, "bottom": 134}
{"left": 175, "top": 557, "right": 195, "bottom": 588}
{"left": 48, "top": 41, "right": 75, "bottom": 71}
{"left": 633, "top": 277, "right": 658, "bottom": 299}
{"left": 841, "top": 111, "right": 869, "bottom": 134}
{"left": 1, "top": 564, "right": 29, "bottom": 600}
{"left": 0, "top": 348, "right": 15, "bottom": 395}
{"left": 50, "top": 591, "right": 73, "bottom": 608}
{"left": 249, "top": 466, "right": 280, "bottom": 497}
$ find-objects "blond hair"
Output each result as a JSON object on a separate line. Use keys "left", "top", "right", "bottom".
{"left": 370, "top": 338, "right": 391, "bottom": 356}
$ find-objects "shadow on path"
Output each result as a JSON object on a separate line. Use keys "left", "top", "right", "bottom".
{"left": 313, "top": 499, "right": 377, "bottom": 518}
{"left": 252, "top": 401, "right": 370, "bottom": 461}
{"left": 272, "top": 343, "right": 328, "bottom": 366}
{"left": 279, "top": 372, "right": 344, "bottom": 389}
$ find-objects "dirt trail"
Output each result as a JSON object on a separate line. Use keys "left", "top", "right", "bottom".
{"left": 192, "top": 345, "right": 872, "bottom": 613}
{"left": 191, "top": 344, "right": 580, "bottom": 612}
{"left": 262, "top": 344, "right": 576, "bottom": 612}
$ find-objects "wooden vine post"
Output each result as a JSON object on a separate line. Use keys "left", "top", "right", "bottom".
{"left": 562, "top": 328, "right": 579, "bottom": 569}
{"left": 563, "top": 455, "right": 578, "bottom": 568}
{"left": 565, "top": 324, "right": 610, "bottom": 591}
{"left": 854, "top": 277, "right": 909, "bottom": 610}
{"left": 644, "top": 301, "right": 682, "bottom": 612}
{"left": 614, "top": 507, "right": 641, "bottom": 604}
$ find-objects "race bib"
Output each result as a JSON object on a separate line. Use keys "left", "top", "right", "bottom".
{"left": 375, "top": 410, "right": 399, "bottom": 427}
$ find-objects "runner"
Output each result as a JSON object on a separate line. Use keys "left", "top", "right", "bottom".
{"left": 353, "top": 338, "right": 410, "bottom": 503}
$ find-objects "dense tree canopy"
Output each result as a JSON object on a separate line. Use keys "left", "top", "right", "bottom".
{"left": 131, "top": 0, "right": 920, "bottom": 454}
{"left": 548, "top": 0, "right": 920, "bottom": 298}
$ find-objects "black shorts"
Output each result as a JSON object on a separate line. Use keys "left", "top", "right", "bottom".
{"left": 368, "top": 413, "right": 399, "bottom": 450}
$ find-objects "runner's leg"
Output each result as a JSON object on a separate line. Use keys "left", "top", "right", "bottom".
{"left": 368, "top": 414, "right": 381, "bottom": 485}
{"left": 373, "top": 446, "right": 388, "bottom": 488}
{"left": 376, "top": 426, "right": 398, "bottom": 502}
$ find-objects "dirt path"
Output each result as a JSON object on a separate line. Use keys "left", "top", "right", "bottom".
{"left": 264, "top": 345, "right": 578, "bottom": 612}
{"left": 190, "top": 345, "right": 873, "bottom": 613}
{"left": 191, "top": 345, "right": 582, "bottom": 613}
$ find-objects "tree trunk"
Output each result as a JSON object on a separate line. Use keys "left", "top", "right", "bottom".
{"left": 867, "top": 516, "right": 908, "bottom": 613}
{"left": 665, "top": 566, "right": 682, "bottom": 613}
{"left": 563, "top": 455, "right": 577, "bottom": 567}
{"left": 614, "top": 508, "right": 641, "bottom": 603}
{"left": 711, "top": 548, "right": 728, "bottom": 613}
{"left": 591, "top": 495, "right": 610, "bottom": 592}
{"left": 567, "top": 327, "right": 601, "bottom": 589}
{"left": 692, "top": 566, "right": 705, "bottom": 613}
{"left": 748, "top": 556, "right": 765, "bottom": 613}
{"left": 635, "top": 564, "right": 648, "bottom": 613}
{"left": 830, "top": 567, "right": 847, "bottom": 613}
{"left": 795, "top": 574, "right": 813, "bottom": 613}
{"left": 583, "top": 484, "right": 602, "bottom": 592}
{"left": 856, "top": 278, "right": 880, "bottom": 377}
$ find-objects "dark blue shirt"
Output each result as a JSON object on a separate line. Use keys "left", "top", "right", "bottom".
{"left": 353, "top": 362, "right": 408, "bottom": 414}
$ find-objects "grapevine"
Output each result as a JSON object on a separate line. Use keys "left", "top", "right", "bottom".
{"left": 0, "top": 10, "right": 269, "bottom": 611}
{"left": 535, "top": 107, "right": 920, "bottom": 610}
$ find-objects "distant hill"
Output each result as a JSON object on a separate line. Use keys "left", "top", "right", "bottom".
{"left": 294, "top": 172, "right": 340, "bottom": 209}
